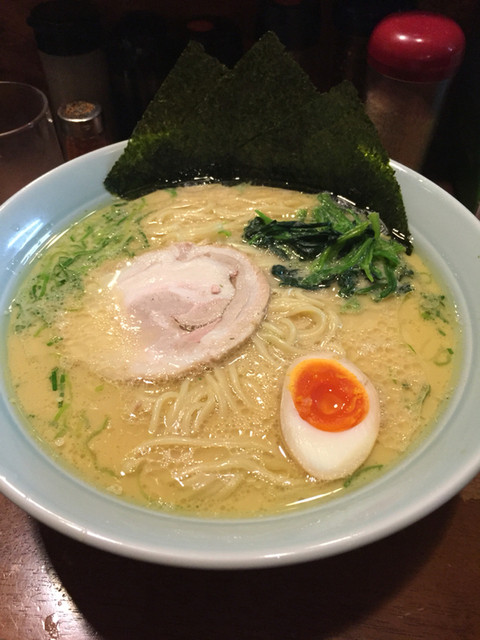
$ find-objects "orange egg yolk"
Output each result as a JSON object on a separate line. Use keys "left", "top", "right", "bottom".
{"left": 289, "top": 358, "right": 369, "bottom": 432}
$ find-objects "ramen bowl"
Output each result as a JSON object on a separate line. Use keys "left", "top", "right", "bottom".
{"left": 0, "top": 142, "right": 479, "bottom": 569}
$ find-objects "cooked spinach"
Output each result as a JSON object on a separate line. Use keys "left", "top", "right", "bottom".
{"left": 243, "top": 192, "right": 413, "bottom": 299}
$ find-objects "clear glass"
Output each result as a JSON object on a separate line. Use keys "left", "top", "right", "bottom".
{"left": 0, "top": 81, "right": 63, "bottom": 204}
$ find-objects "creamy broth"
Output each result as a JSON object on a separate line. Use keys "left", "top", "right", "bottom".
{"left": 7, "top": 184, "right": 459, "bottom": 517}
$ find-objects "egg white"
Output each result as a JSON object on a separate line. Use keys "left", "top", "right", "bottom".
{"left": 280, "top": 352, "right": 380, "bottom": 481}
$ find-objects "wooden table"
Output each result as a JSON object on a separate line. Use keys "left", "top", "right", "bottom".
{"left": 1, "top": 3, "right": 479, "bottom": 637}
{"left": 1, "top": 475, "right": 479, "bottom": 639}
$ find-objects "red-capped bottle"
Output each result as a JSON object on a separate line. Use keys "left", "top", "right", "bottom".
{"left": 365, "top": 11, "right": 465, "bottom": 171}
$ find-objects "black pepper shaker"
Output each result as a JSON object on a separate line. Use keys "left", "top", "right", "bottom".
{"left": 27, "top": 0, "right": 116, "bottom": 142}
{"left": 57, "top": 101, "right": 107, "bottom": 160}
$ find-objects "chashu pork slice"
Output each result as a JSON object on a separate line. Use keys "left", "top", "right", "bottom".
{"left": 60, "top": 243, "right": 270, "bottom": 381}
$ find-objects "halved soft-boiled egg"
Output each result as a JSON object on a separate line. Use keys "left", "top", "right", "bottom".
{"left": 280, "top": 352, "right": 380, "bottom": 481}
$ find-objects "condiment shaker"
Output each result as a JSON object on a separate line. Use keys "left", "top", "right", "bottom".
{"left": 364, "top": 11, "right": 465, "bottom": 171}
{"left": 57, "top": 101, "right": 107, "bottom": 160}
{"left": 27, "top": 0, "right": 116, "bottom": 142}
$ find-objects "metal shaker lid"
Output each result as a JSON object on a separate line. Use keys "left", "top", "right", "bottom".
{"left": 57, "top": 101, "right": 104, "bottom": 138}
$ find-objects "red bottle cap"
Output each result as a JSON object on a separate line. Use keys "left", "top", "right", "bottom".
{"left": 368, "top": 11, "right": 465, "bottom": 82}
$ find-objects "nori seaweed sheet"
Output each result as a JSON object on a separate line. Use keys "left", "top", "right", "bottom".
{"left": 104, "top": 32, "right": 410, "bottom": 245}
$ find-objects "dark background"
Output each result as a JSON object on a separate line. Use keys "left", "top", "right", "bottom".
{"left": 1, "top": 4, "right": 480, "bottom": 639}
{"left": 3, "top": 0, "right": 480, "bottom": 208}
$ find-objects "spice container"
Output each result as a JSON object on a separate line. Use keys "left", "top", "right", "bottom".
{"left": 28, "top": 0, "right": 116, "bottom": 142}
{"left": 57, "top": 101, "right": 107, "bottom": 160}
{"left": 365, "top": 11, "right": 465, "bottom": 171}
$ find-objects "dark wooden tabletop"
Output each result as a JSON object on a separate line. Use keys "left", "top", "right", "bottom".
{"left": 1, "top": 2, "right": 479, "bottom": 638}
{"left": 1, "top": 476, "right": 479, "bottom": 640}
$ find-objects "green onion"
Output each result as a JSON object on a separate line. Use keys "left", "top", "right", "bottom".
{"left": 343, "top": 464, "right": 384, "bottom": 488}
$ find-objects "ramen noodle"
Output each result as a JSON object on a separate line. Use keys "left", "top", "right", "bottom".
{"left": 7, "top": 184, "right": 459, "bottom": 517}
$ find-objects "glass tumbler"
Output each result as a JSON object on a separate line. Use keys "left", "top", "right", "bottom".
{"left": 0, "top": 81, "right": 63, "bottom": 204}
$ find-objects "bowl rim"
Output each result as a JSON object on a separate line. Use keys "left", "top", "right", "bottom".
{"left": 0, "top": 142, "right": 479, "bottom": 569}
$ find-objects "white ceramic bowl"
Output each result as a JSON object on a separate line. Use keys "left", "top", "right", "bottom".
{"left": 1, "top": 142, "right": 479, "bottom": 569}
